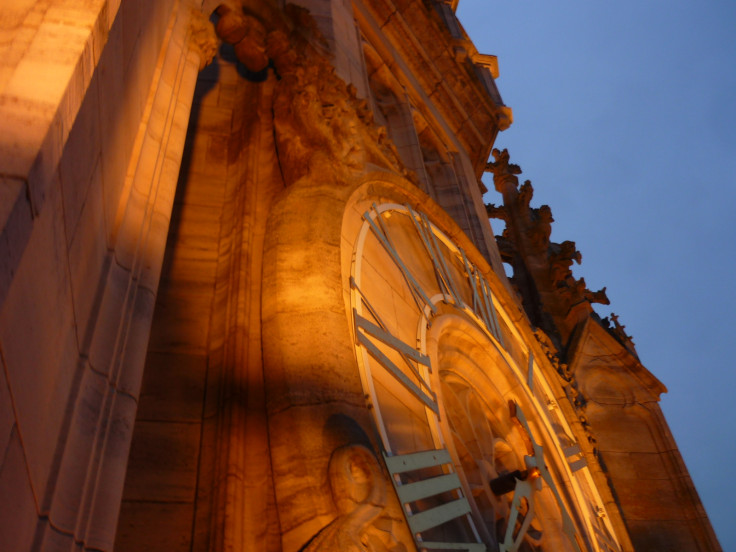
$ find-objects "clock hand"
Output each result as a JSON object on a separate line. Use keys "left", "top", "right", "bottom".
{"left": 510, "top": 401, "right": 582, "bottom": 552}
{"left": 498, "top": 476, "right": 539, "bottom": 552}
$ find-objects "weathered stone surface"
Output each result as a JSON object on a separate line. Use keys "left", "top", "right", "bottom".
{"left": 122, "top": 420, "right": 200, "bottom": 502}
{"left": 0, "top": 356, "right": 14, "bottom": 466}
{"left": 45, "top": 365, "right": 109, "bottom": 535}
{"left": 68, "top": 159, "right": 108, "bottom": 351}
{"left": 59, "top": 71, "right": 102, "bottom": 248}
{"left": 136, "top": 352, "right": 208, "bottom": 422}
{"left": 0, "top": 176, "right": 32, "bottom": 321}
{"left": 0, "top": 2, "right": 722, "bottom": 552}
{"left": 0, "top": 182, "right": 79, "bottom": 502}
{"left": 116, "top": 501, "right": 195, "bottom": 552}
{"left": 0, "top": 429, "right": 38, "bottom": 552}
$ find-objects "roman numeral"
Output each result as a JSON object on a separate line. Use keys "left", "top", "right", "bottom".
{"left": 364, "top": 204, "right": 506, "bottom": 349}
{"left": 592, "top": 520, "right": 621, "bottom": 552}
{"left": 500, "top": 477, "right": 537, "bottom": 552}
{"left": 406, "top": 205, "right": 464, "bottom": 307}
{"left": 364, "top": 206, "right": 437, "bottom": 314}
{"left": 383, "top": 449, "right": 485, "bottom": 552}
{"left": 460, "top": 248, "right": 504, "bottom": 345}
{"left": 563, "top": 442, "right": 588, "bottom": 473}
{"left": 354, "top": 310, "right": 438, "bottom": 415}
{"left": 511, "top": 402, "right": 582, "bottom": 552}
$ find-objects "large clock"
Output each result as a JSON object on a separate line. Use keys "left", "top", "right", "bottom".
{"left": 348, "top": 201, "right": 623, "bottom": 552}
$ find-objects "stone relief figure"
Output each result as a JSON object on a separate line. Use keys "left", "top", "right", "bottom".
{"left": 303, "top": 444, "right": 407, "bottom": 552}
{"left": 215, "top": 4, "right": 270, "bottom": 72}
{"left": 270, "top": 27, "right": 408, "bottom": 184}
{"left": 189, "top": 9, "right": 219, "bottom": 69}
{"left": 211, "top": 3, "right": 408, "bottom": 186}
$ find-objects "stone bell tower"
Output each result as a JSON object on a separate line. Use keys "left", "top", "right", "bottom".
{"left": 0, "top": 1, "right": 720, "bottom": 551}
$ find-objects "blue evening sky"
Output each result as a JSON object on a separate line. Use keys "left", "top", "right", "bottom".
{"left": 457, "top": 1, "right": 736, "bottom": 548}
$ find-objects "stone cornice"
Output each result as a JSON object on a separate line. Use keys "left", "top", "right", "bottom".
{"left": 568, "top": 316, "right": 667, "bottom": 402}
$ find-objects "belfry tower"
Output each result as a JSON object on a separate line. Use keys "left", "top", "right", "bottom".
{"left": 0, "top": 1, "right": 719, "bottom": 551}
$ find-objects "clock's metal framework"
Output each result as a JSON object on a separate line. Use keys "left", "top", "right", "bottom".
{"left": 350, "top": 202, "right": 622, "bottom": 552}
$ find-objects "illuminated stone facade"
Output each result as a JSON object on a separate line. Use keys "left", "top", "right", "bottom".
{"left": 0, "top": 1, "right": 720, "bottom": 551}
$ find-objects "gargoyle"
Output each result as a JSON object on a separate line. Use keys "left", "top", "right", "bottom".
{"left": 528, "top": 204, "right": 553, "bottom": 252}
{"left": 548, "top": 240, "right": 581, "bottom": 286}
{"left": 584, "top": 287, "right": 610, "bottom": 305}
{"left": 485, "top": 202, "right": 508, "bottom": 222}
{"left": 517, "top": 179, "right": 534, "bottom": 212}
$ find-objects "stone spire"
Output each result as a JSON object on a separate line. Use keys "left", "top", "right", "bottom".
{"left": 484, "top": 148, "right": 633, "bottom": 354}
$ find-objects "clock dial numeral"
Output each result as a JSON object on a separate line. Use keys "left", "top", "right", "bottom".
{"left": 383, "top": 449, "right": 485, "bottom": 552}
{"left": 354, "top": 204, "right": 619, "bottom": 552}
{"left": 527, "top": 352, "right": 535, "bottom": 392}
{"left": 364, "top": 204, "right": 506, "bottom": 348}
{"left": 354, "top": 310, "right": 438, "bottom": 415}
{"left": 477, "top": 273, "right": 504, "bottom": 346}
{"left": 563, "top": 443, "right": 588, "bottom": 473}
{"left": 364, "top": 207, "right": 437, "bottom": 314}
{"left": 459, "top": 249, "right": 503, "bottom": 346}
{"left": 500, "top": 477, "right": 538, "bottom": 552}
{"left": 592, "top": 521, "right": 620, "bottom": 552}
{"left": 462, "top": 252, "right": 504, "bottom": 346}
{"left": 406, "top": 205, "right": 465, "bottom": 307}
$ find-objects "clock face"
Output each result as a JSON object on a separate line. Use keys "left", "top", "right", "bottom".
{"left": 348, "top": 202, "right": 623, "bottom": 552}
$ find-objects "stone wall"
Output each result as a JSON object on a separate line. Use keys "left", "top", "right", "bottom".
{"left": 0, "top": 1, "right": 207, "bottom": 548}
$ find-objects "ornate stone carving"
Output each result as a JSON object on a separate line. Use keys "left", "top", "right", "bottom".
{"left": 210, "top": 3, "right": 411, "bottom": 186}
{"left": 532, "top": 331, "right": 599, "bottom": 456}
{"left": 190, "top": 8, "right": 219, "bottom": 69}
{"left": 601, "top": 313, "right": 637, "bottom": 356}
{"left": 215, "top": 5, "right": 270, "bottom": 72}
{"left": 485, "top": 147, "right": 521, "bottom": 193}
{"left": 303, "top": 444, "right": 406, "bottom": 552}
{"left": 270, "top": 8, "right": 409, "bottom": 185}
{"left": 484, "top": 148, "right": 614, "bottom": 350}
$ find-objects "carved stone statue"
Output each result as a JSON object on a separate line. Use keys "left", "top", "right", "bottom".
{"left": 485, "top": 147, "right": 522, "bottom": 193}
{"left": 303, "top": 444, "right": 406, "bottom": 552}
{"left": 584, "top": 286, "right": 610, "bottom": 306}
{"left": 189, "top": 9, "right": 219, "bottom": 69}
